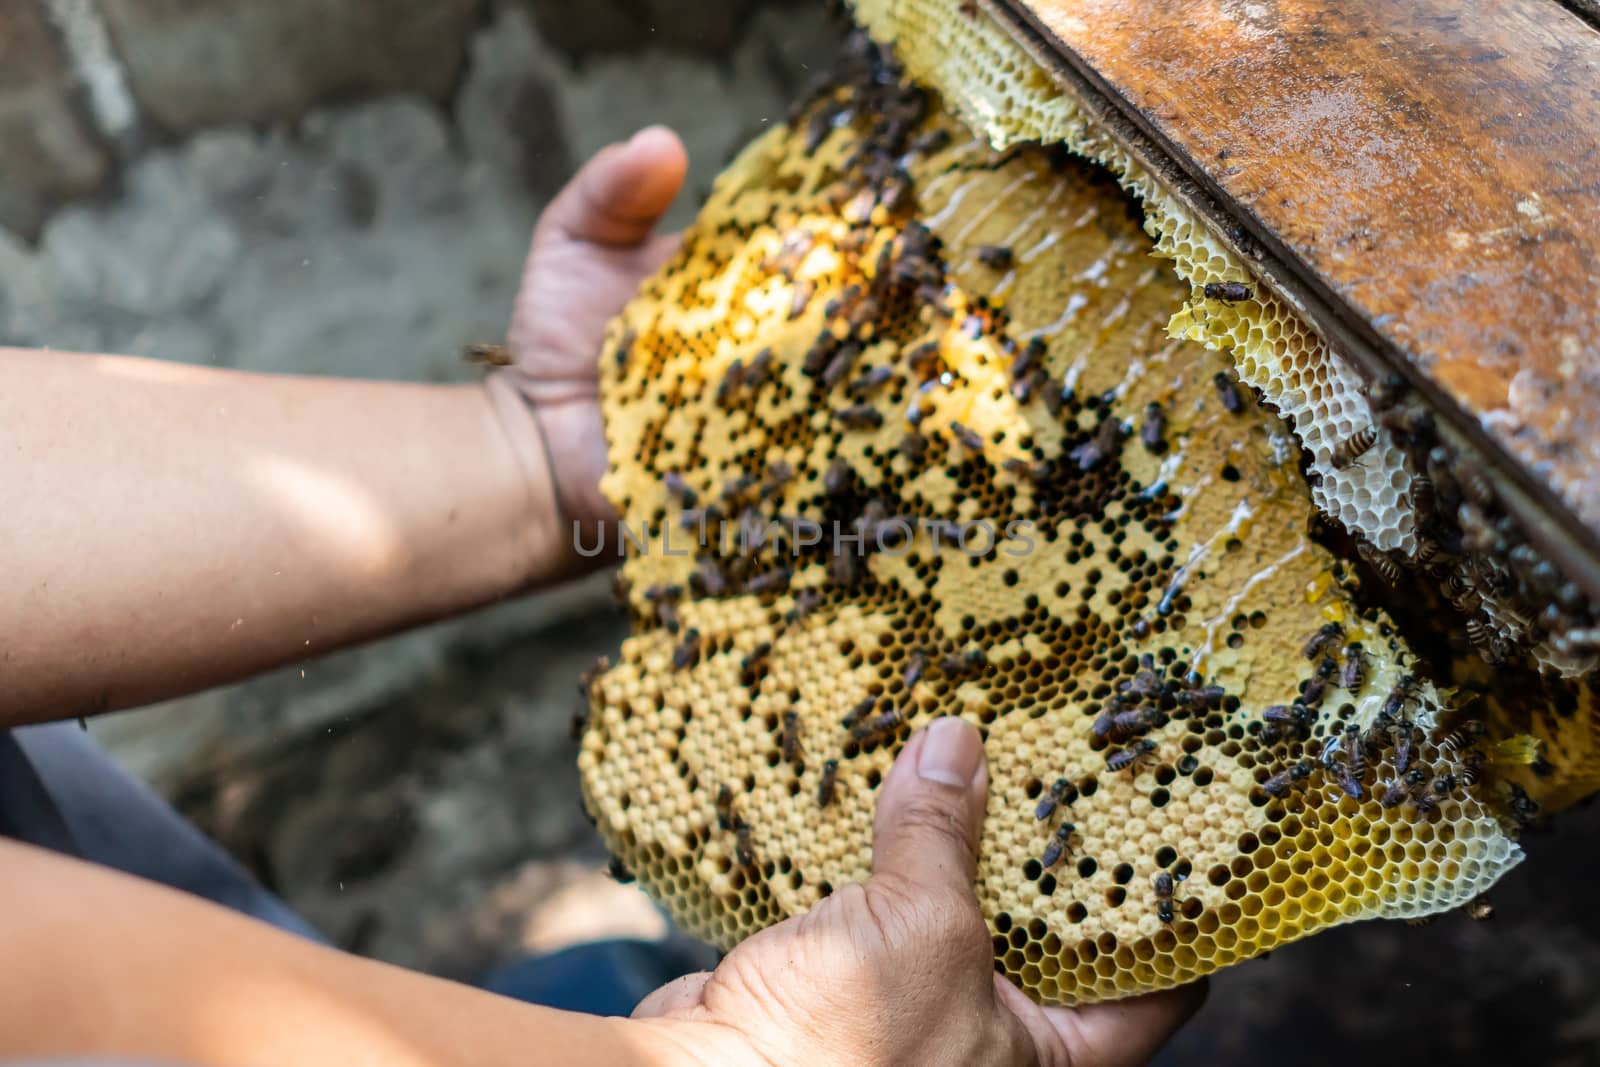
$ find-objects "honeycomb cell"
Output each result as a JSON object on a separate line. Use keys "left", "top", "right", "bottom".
{"left": 578, "top": 36, "right": 1526, "bottom": 1006}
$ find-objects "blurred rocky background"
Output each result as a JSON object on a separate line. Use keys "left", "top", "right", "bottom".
{"left": 2, "top": 2, "right": 1596, "bottom": 1063}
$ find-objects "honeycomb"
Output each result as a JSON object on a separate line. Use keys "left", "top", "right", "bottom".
{"left": 849, "top": 0, "right": 1600, "bottom": 683}
{"left": 576, "top": 41, "right": 1532, "bottom": 1005}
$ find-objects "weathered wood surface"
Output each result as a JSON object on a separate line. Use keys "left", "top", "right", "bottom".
{"left": 1000, "top": 0, "right": 1600, "bottom": 553}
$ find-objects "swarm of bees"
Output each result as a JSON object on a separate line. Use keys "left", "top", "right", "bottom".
{"left": 577, "top": 25, "right": 1547, "bottom": 1010}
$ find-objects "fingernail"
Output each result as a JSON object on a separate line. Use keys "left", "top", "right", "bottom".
{"left": 917, "top": 717, "right": 983, "bottom": 788}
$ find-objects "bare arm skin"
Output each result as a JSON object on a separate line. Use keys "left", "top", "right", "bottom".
{"left": 0, "top": 127, "right": 691, "bottom": 729}
{"left": 0, "top": 837, "right": 731, "bottom": 1067}
{"left": 0, "top": 352, "right": 563, "bottom": 726}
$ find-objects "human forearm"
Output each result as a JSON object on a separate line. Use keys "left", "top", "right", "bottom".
{"left": 0, "top": 348, "right": 577, "bottom": 726}
{"left": 0, "top": 838, "right": 738, "bottom": 1067}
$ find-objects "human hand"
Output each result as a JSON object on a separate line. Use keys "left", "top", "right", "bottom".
{"left": 633, "top": 718, "right": 1205, "bottom": 1067}
{"left": 496, "top": 127, "right": 688, "bottom": 535}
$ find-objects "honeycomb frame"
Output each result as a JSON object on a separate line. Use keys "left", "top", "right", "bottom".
{"left": 577, "top": 42, "right": 1530, "bottom": 1005}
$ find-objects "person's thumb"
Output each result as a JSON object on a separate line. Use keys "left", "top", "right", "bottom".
{"left": 870, "top": 717, "right": 989, "bottom": 894}
{"left": 537, "top": 125, "right": 688, "bottom": 249}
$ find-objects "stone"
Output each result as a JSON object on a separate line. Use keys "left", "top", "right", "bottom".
{"left": 98, "top": 0, "right": 482, "bottom": 131}
{"left": 0, "top": 5, "right": 111, "bottom": 237}
{"left": 518, "top": 0, "right": 760, "bottom": 57}
{"left": 454, "top": 7, "right": 573, "bottom": 200}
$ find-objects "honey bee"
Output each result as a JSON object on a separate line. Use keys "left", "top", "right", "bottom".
{"left": 1212, "top": 372, "right": 1245, "bottom": 414}
{"left": 1118, "top": 656, "right": 1163, "bottom": 698}
{"left": 903, "top": 649, "right": 929, "bottom": 691}
{"left": 1261, "top": 704, "right": 1311, "bottom": 741}
{"left": 1382, "top": 674, "right": 1419, "bottom": 720}
{"left": 1459, "top": 462, "right": 1494, "bottom": 508}
{"left": 734, "top": 818, "right": 758, "bottom": 871}
{"left": 787, "top": 588, "right": 822, "bottom": 624}
{"left": 1358, "top": 540, "right": 1403, "bottom": 585}
{"left": 849, "top": 365, "right": 895, "bottom": 396}
{"left": 818, "top": 759, "right": 841, "bottom": 808}
{"left": 672, "top": 629, "right": 702, "bottom": 671}
{"left": 829, "top": 549, "right": 861, "bottom": 588}
{"left": 1437, "top": 720, "right": 1486, "bottom": 756}
{"left": 1175, "top": 685, "right": 1225, "bottom": 710}
{"left": 1070, "top": 417, "right": 1128, "bottom": 472}
{"left": 1001, "top": 457, "right": 1048, "bottom": 483}
{"left": 1410, "top": 475, "right": 1436, "bottom": 526}
{"left": 781, "top": 711, "right": 804, "bottom": 764}
{"left": 1301, "top": 622, "right": 1343, "bottom": 661}
{"left": 1153, "top": 870, "right": 1175, "bottom": 924}
{"left": 1464, "top": 614, "right": 1503, "bottom": 663}
{"left": 1390, "top": 717, "right": 1419, "bottom": 776}
{"left": 823, "top": 343, "right": 864, "bottom": 389}
{"left": 912, "top": 127, "right": 952, "bottom": 155}
{"left": 906, "top": 339, "right": 942, "bottom": 375}
{"left": 941, "top": 649, "right": 987, "bottom": 679}
{"left": 1333, "top": 762, "right": 1365, "bottom": 800}
{"left": 663, "top": 471, "right": 698, "bottom": 508}
{"left": 1010, "top": 338, "right": 1041, "bottom": 384}
{"left": 1467, "top": 896, "right": 1495, "bottom": 922}
{"left": 577, "top": 654, "right": 611, "bottom": 702}
{"left": 1365, "top": 372, "right": 1408, "bottom": 411}
{"left": 1300, "top": 673, "right": 1330, "bottom": 710}
{"left": 1106, "top": 738, "right": 1159, "bottom": 775}
{"left": 1105, "top": 706, "right": 1165, "bottom": 743}
{"left": 462, "top": 342, "right": 513, "bottom": 366}
{"left": 1042, "top": 379, "right": 1066, "bottom": 417}
{"left": 976, "top": 244, "right": 1014, "bottom": 270}
{"left": 745, "top": 568, "right": 792, "bottom": 595}
{"left": 1203, "top": 281, "right": 1253, "bottom": 302}
{"left": 717, "top": 358, "right": 746, "bottom": 405}
{"left": 851, "top": 706, "right": 906, "bottom": 742}
{"left": 1262, "top": 761, "right": 1313, "bottom": 798}
{"left": 1379, "top": 777, "right": 1409, "bottom": 809}
{"left": 824, "top": 457, "right": 854, "bottom": 497}
{"left": 1330, "top": 427, "right": 1378, "bottom": 469}
{"left": 715, "top": 784, "right": 736, "bottom": 830}
{"left": 790, "top": 279, "right": 816, "bottom": 320}
{"left": 1034, "top": 777, "right": 1079, "bottom": 821}
{"left": 741, "top": 642, "right": 772, "bottom": 673}
{"left": 1040, "top": 821, "right": 1081, "bottom": 869}
{"left": 744, "top": 347, "right": 774, "bottom": 390}
{"left": 722, "top": 473, "right": 760, "bottom": 504}
{"left": 834, "top": 404, "right": 883, "bottom": 430}
{"left": 1140, "top": 402, "right": 1167, "bottom": 453}
{"left": 1340, "top": 643, "right": 1367, "bottom": 692}
{"left": 1507, "top": 782, "right": 1541, "bottom": 828}
{"left": 804, "top": 337, "right": 837, "bottom": 376}
{"left": 763, "top": 460, "right": 795, "bottom": 495}
{"left": 1010, "top": 368, "right": 1043, "bottom": 404}
{"left": 950, "top": 421, "right": 985, "bottom": 452}
{"left": 1343, "top": 723, "right": 1367, "bottom": 778}
{"left": 688, "top": 559, "right": 725, "bottom": 599}
{"left": 898, "top": 431, "right": 929, "bottom": 462}
{"left": 614, "top": 329, "right": 636, "bottom": 371}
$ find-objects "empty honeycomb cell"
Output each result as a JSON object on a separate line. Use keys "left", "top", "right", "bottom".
{"left": 578, "top": 34, "right": 1533, "bottom": 1005}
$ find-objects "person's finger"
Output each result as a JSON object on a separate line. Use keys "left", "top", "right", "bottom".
{"left": 631, "top": 970, "right": 714, "bottom": 1019}
{"left": 1040, "top": 980, "right": 1208, "bottom": 1067}
{"left": 870, "top": 717, "right": 988, "bottom": 893}
{"left": 538, "top": 126, "right": 689, "bottom": 249}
